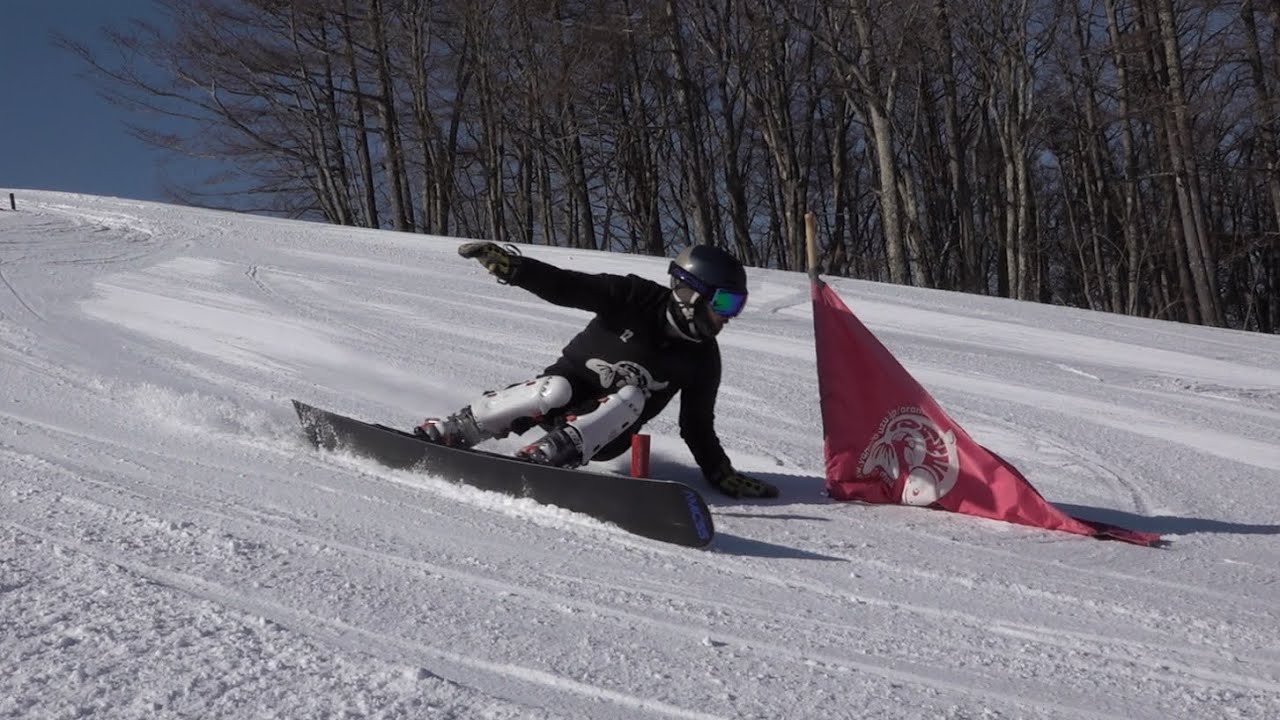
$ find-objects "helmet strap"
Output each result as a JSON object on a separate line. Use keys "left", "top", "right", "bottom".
{"left": 665, "top": 305, "right": 702, "bottom": 342}
{"left": 666, "top": 285, "right": 707, "bottom": 342}
{"left": 667, "top": 285, "right": 718, "bottom": 341}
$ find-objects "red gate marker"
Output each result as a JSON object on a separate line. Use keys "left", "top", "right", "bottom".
{"left": 630, "top": 434, "right": 651, "bottom": 478}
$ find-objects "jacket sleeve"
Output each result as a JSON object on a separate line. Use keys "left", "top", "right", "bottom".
{"left": 679, "top": 344, "right": 731, "bottom": 479}
{"left": 510, "top": 256, "right": 639, "bottom": 314}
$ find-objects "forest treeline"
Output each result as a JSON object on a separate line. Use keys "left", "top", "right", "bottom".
{"left": 63, "top": 0, "right": 1279, "bottom": 332}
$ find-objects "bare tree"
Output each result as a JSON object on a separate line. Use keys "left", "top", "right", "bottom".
{"left": 397, "top": 0, "right": 470, "bottom": 236}
{"left": 663, "top": 0, "right": 719, "bottom": 247}
{"left": 61, "top": 0, "right": 1279, "bottom": 333}
{"left": 742, "top": 0, "right": 821, "bottom": 271}
{"left": 812, "top": 1, "right": 913, "bottom": 284}
{"left": 366, "top": 0, "right": 413, "bottom": 231}
{"left": 1240, "top": 0, "right": 1280, "bottom": 332}
{"left": 932, "top": 0, "right": 981, "bottom": 292}
{"left": 338, "top": 0, "right": 381, "bottom": 228}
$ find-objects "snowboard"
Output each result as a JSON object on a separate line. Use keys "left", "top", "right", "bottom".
{"left": 292, "top": 400, "right": 715, "bottom": 548}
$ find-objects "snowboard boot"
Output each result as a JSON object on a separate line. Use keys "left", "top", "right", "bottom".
{"left": 515, "top": 385, "right": 646, "bottom": 468}
{"left": 415, "top": 407, "right": 490, "bottom": 449}
{"left": 516, "top": 426, "right": 584, "bottom": 468}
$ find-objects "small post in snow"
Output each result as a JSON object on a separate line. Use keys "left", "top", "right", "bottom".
{"left": 630, "top": 434, "right": 651, "bottom": 478}
{"left": 7, "top": 193, "right": 13, "bottom": 211}
{"left": 805, "top": 211, "right": 819, "bottom": 283}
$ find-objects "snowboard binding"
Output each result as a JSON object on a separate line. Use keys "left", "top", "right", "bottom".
{"left": 414, "top": 407, "right": 489, "bottom": 448}
{"left": 516, "top": 425, "right": 584, "bottom": 468}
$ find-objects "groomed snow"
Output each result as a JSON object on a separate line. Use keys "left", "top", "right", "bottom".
{"left": 2, "top": 191, "right": 1278, "bottom": 719}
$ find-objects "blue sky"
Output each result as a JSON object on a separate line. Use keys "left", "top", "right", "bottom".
{"left": 1, "top": 0, "right": 193, "bottom": 202}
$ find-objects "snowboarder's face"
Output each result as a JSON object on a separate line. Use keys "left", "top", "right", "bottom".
{"left": 705, "top": 310, "right": 729, "bottom": 334}
{"left": 672, "top": 285, "right": 729, "bottom": 338}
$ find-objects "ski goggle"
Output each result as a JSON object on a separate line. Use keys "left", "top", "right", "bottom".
{"left": 669, "top": 264, "right": 749, "bottom": 319}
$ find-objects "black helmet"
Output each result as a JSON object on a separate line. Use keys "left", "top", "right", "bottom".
{"left": 666, "top": 245, "right": 749, "bottom": 340}
{"left": 670, "top": 245, "right": 748, "bottom": 295}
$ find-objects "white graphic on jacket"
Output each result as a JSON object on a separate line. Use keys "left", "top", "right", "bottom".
{"left": 586, "top": 359, "right": 669, "bottom": 395}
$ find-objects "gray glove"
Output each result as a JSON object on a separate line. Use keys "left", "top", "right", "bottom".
{"left": 458, "top": 241, "right": 522, "bottom": 284}
{"left": 710, "top": 460, "right": 779, "bottom": 499}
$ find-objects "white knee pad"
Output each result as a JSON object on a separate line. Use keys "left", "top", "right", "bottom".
{"left": 565, "top": 385, "right": 646, "bottom": 461}
{"left": 471, "top": 376, "right": 573, "bottom": 436}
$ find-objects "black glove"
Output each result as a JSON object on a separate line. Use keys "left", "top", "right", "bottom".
{"left": 458, "top": 241, "right": 522, "bottom": 284}
{"left": 710, "top": 461, "right": 779, "bottom": 499}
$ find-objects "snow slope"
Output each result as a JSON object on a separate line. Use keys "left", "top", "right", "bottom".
{"left": 2, "top": 191, "right": 1278, "bottom": 719}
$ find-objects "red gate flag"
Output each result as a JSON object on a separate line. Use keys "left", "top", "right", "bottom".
{"left": 812, "top": 281, "right": 1160, "bottom": 546}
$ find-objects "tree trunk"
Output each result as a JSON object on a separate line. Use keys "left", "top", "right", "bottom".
{"left": 563, "top": 98, "right": 597, "bottom": 250}
{"left": 1152, "top": 0, "right": 1220, "bottom": 325}
{"left": 749, "top": 10, "right": 815, "bottom": 272}
{"left": 289, "top": 7, "right": 352, "bottom": 226}
{"left": 368, "top": 0, "right": 412, "bottom": 232}
{"left": 340, "top": 0, "right": 379, "bottom": 228}
{"left": 1102, "top": 0, "right": 1145, "bottom": 315}
{"left": 933, "top": 0, "right": 978, "bottom": 292}
{"left": 846, "top": 0, "right": 910, "bottom": 284}
{"left": 663, "top": 0, "right": 715, "bottom": 246}
{"left": 1242, "top": 0, "right": 1280, "bottom": 331}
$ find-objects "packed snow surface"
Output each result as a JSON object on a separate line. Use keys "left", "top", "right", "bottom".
{"left": 2, "top": 191, "right": 1278, "bottom": 719}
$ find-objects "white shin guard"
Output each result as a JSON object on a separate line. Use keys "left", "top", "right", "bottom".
{"left": 564, "top": 385, "right": 646, "bottom": 461}
{"left": 470, "top": 376, "right": 573, "bottom": 437}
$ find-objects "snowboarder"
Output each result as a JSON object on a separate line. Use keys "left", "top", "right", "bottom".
{"left": 416, "top": 241, "right": 779, "bottom": 499}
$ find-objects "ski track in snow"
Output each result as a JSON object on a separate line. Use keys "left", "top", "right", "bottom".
{"left": 2, "top": 191, "right": 1280, "bottom": 719}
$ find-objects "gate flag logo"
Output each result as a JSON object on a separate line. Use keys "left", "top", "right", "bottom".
{"left": 859, "top": 407, "right": 960, "bottom": 506}
{"left": 811, "top": 281, "right": 1159, "bottom": 546}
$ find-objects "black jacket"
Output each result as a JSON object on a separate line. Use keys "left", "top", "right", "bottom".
{"left": 511, "top": 257, "right": 729, "bottom": 479}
